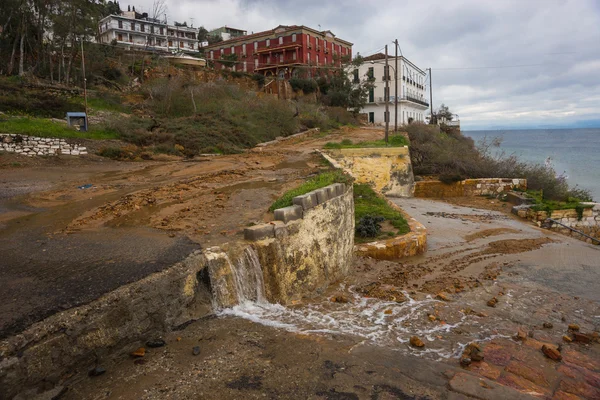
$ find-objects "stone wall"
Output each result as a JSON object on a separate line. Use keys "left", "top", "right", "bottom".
{"left": 0, "top": 134, "right": 88, "bottom": 156}
{"left": 520, "top": 203, "right": 600, "bottom": 244}
{"left": 414, "top": 178, "right": 527, "bottom": 198}
{"left": 0, "top": 251, "right": 214, "bottom": 399}
{"left": 324, "top": 147, "right": 415, "bottom": 198}
{"left": 355, "top": 197, "right": 427, "bottom": 260}
{"left": 243, "top": 183, "right": 355, "bottom": 304}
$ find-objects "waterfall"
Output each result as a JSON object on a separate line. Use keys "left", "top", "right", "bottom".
{"left": 205, "top": 246, "right": 267, "bottom": 309}
{"left": 231, "top": 247, "right": 267, "bottom": 304}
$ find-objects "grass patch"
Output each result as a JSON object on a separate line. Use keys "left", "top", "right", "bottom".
{"left": 0, "top": 117, "right": 119, "bottom": 140}
{"left": 526, "top": 190, "right": 593, "bottom": 219}
{"left": 324, "top": 134, "right": 408, "bottom": 149}
{"left": 87, "top": 94, "right": 128, "bottom": 113}
{"left": 269, "top": 170, "right": 352, "bottom": 211}
{"left": 354, "top": 183, "right": 410, "bottom": 242}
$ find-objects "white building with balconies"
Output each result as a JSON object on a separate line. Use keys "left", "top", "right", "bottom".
{"left": 351, "top": 53, "right": 428, "bottom": 125}
{"left": 98, "top": 11, "right": 199, "bottom": 53}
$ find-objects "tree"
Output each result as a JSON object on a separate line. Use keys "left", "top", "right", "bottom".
{"left": 318, "top": 55, "right": 374, "bottom": 115}
{"left": 437, "top": 103, "right": 453, "bottom": 121}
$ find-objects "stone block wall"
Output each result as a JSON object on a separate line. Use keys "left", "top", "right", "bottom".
{"left": 324, "top": 147, "right": 415, "bottom": 198}
{"left": 243, "top": 183, "right": 355, "bottom": 304}
{"left": 0, "top": 134, "right": 88, "bottom": 156}
{"left": 524, "top": 203, "right": 600, "bottom": 244}
{"left": 414, "top": 178, "right": 527, "bottom": 198}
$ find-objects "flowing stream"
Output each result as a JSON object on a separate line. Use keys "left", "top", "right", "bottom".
{"left": 211, "top": 247, "right": 514, "bottom": 360}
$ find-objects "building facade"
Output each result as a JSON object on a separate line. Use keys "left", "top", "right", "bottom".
{"left": 208, "top": 26, "right": 247, "bottom": 41}
{"left": 203, "top": 25, "right": 353, "bottom": 78}
{"left": 98, "top": 11, "right": 199, "bottom": 53}
{"left": 353, "top": 53, "right": 428, "bottom": 126}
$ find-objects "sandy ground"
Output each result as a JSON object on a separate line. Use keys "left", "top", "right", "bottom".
{"left": 62, "top": 197, "right": 600, "bottom": 400}
{"left": 0, "top": 127, "right": 380, "bottom": 338}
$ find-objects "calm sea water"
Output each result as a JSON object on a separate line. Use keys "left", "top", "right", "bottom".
{"left": 463, "top": 128, "right": 600, "bottom": 201}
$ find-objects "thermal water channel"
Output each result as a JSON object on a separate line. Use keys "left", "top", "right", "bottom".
{"left": 214, "top": 247, "right": 514, "bottom": 361}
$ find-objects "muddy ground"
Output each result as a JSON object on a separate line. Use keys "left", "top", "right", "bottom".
{"left": 0, "top": 127, "right": 376, "bottom": 338}
{"left": 2, "top": 127, "right": 599, "bottom": 399}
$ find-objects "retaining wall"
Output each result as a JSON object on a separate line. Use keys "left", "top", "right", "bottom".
{"left": 354, "top": 197, "right": 427, "bottom": 260}
{"left": 0, "top": 134, "right": 88, "bottom": 156}
{"left": 414, "top": 178, "right": 527, "bottom": 198}
{"left": 521, "top": 203, "right": 600, "bottom": 244}
{"left": 324, "top": 147, "right": 415, "bottom": 197}
{"left": 0, "top": 252, "right": 214, "bottom": 399}
{"left": 244, "top": 183, "right": 355, "bottom": 303}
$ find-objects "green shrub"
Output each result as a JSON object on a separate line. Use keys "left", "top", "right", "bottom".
{"left": 353, "top": 183, "right": 410, "bottom": 237}
{"left": 290, "top": 77, "right": 318, "bottom": 93}
{"left": 356, "top": 215, "right": 384, "bottom": 238}
{"left": 323, "top": 134, "right": 408, "bottom": 149}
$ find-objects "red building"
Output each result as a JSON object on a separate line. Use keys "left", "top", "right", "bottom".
{"left": 204, "top": 25, "right": 353, "bottom": 78}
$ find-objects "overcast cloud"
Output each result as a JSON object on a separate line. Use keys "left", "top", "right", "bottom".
{"left": 130, "top": 0, "right": 600, "bottom": 130}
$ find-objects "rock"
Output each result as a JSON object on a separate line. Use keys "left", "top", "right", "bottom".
{"left": 572, "top": 332, "right": 592, "bottom": 344}
{"left": 471, "top": 351, "right": 484, "bottom": 362}
{"left": 410, "top": 336, "right": 425, "bottom": 348}
{"left": 436, "top": 292, "right": 451, "bottom": 302}
{"left": 146, "top": 339, "right": 166, "bottom": 348}
{"left": 428, "top": 314, "right": 437, "bottom": 322}
{"left": 462, "top": 343, "right": 484, "bottom": 362}
{"left": 541, "top": 345, "right": 562, "bottom": 361}
{"left": 130, "top": 347, "right": 145, "bottom": 357}
{"left": 543, "top": 322, "right": 553, "bottom": 329}
{"left": 514, "top": 329, "right": 527, "bottom": 342}
{"left": 384, "top": 309, "right": 393, "bottom": 315}
{"left": 330, "top": 294, "right": 350, "bottom": 303}
{"left": 460, "top": 357, "right": 472, "bottom": 367}
{"left": 192, "top": 346, "right": 200, "bottom": 356}
{"left": 592, "top": 332, "right": 599, "bottom": 343}
{"left": 487, "top": 297, "right": 498, "bottom": 307}
{"left": 562, "top": 335, "right": 573, "bottom": 343}
{"left": 88, "top": 366, "right": 106, "bottom": 377}
{"left": 568, "top": 324, "right": 580, "bottom": 331}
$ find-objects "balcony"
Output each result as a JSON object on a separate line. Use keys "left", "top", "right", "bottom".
{"left": 374, "top": 95, "right": 429, "bottom": 108}
{"left": 254, "top": 43, "right": 302, "bottom": 54}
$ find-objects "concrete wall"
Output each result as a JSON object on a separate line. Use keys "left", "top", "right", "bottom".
{"left": 0, "top": 134, "right": 88, "bottom": 157}
{"left": 521, "top": 203, "right": 600, "bottom": 244}
{"left": 0, "top": 252, "right": 214, "bottom": 399}
{"left": 414, "top": 178, "right": 527, "bottom": 198}
{"left": 324, "top": 147, "right": 415, "bottom": 198}
{"left": 243, "top": 183, "right": 355, "bottom": 304}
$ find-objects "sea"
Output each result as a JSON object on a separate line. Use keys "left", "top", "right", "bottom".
{"left": 463, "top": 128, "right": 600, "bottom": 201}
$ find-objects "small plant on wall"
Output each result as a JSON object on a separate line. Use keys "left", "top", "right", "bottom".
{"left": 356, "top": 215, "right": 384, "bottom": 238}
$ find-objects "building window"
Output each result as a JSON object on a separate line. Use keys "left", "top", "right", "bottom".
{"left": 118, "top": 20, "right": 123, "bottom": 29}
{"left": 307, "top": 52, "right": 310, "bottom": 63}
{"left": 266, "top": 38, "right": 270, "bottom": 47}
{"left": 254, "top": 41, "right": 258, "bottom": 50}
{"left": 255, "top": 58, "right": 258, "bottom": 68}
{"left": 160, "top": 27, "right": 164, "bottom": 35}
{"left": 117, "top": 33, "right": 123, "bottom": 41}
{"left": 278, "top": 36, "right": 283, "bottom": 45}
{"left": 244, "top": 61, "right": 247, "bottom": 72}
{"left": 367, "top": 67, "right": 374, "bottom": 80}
{"left": 292, "top": 52, "right": 296, "bottom": 60}
{"left": 279, "top": 54, "right": 283, "bottom": 63}
{"left": 140, "top": 24, "right": 145, "bottom": 32}
{"left": 168, "top": 40, "right": 173, "bottom": 47}
{"left": 220, "top": 48, "right": 224, "bottom": 55}
{"left": 324, "top": 57, "right": 327, "bottom": 65}
{"left": 292, "top": 33, "right": 297, "bottom": 42}
{"left": 131, "top": 22, "right": 135, "bottom": 31}
{"left": 231, "top": 46, "right": 235, "bottom": 54}
{"left": 180, "top": 41, "right": 183, "bottom": 48}
{"left": 267, "top": 56, "right": 270, "bottom": 64}
{"left": 150, "top": 26, "right": 154, "bottom": 34}
{"left": 242, "top": 43, "right": 246, "bottom": 54}
{"left": 316, "top": 54, "right": 319, "bottom": 65}
{"left": 210, "top": 50, "right": 214, "bottom": 59}
{"left": 368, "top": 88, "right": 374, "bottom": 103}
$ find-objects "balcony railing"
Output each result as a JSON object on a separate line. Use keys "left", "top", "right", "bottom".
{"left": 373, "top": 95, "right": 429, "bottom": 107}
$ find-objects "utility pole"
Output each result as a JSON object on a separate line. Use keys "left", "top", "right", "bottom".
{"left": 384, "top": 44, "right": 389, "bottom": 144}
{"left": 428, "top": 68, "right": 433, "bottom": 124}
{"left": 394, "top": 39, "right": 398, "bottom": 132}
{"left": 80, "top": 39, "right": 88, "bottom": 117}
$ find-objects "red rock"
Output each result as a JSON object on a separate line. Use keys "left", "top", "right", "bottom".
{"left": 559, "top": 378, "right": 600, "bottom": 399}
{"left": 568, "top": 324, "right": 580, "bottom": 331}
{"left": 562, "top": 335, "right": 573, "bottom": 343}
{"left": 497, "top": 372, "right": 552, "bottom": 398}
{"left": 436, "top": 292, "right": 451, "bottom": 301}
{"left": 572, "top": 332, "right": 591, "bottom": 344}
{"left": 383, "top": 309, "right": 393, "bottom": 315}
{"left": 552, "top": 390, "right": 584, "bottom": 400}
{"left": 542, "top": 344, "right": 562, "bottom": 361}
{"left": 505, "top": 360, "right": 549, "bottom": 387}
{"left": 514, "top": 329, "right": 527, "bottom": 342}
{"left": 469, "top": 361, "right": 502, "bottom": 380}
{"left": 483, "top": 343, "right": 512, "bottom": 366}
{"left": 562, "top": 348, "right": 600, "bottom": 370}
{"left": 330, "top": 294, "right": 350, "bottom": 303}
{"left": 487, "top": 297, "right": 498, "bottom": 307}
{"left": 558, "top": 364, "right": 600, "bottom": 389}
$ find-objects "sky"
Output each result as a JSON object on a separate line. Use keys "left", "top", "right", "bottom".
{"left": 130, "top": 0, "right": 600, "bottom": 130}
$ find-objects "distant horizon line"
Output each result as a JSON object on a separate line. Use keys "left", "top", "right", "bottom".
{"left": 463, "top": 126, "right": 600, "bottom": 131}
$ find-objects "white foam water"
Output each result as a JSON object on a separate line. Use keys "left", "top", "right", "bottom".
{"left": 215, "top": 247, "right": 510, "bottom": 360}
